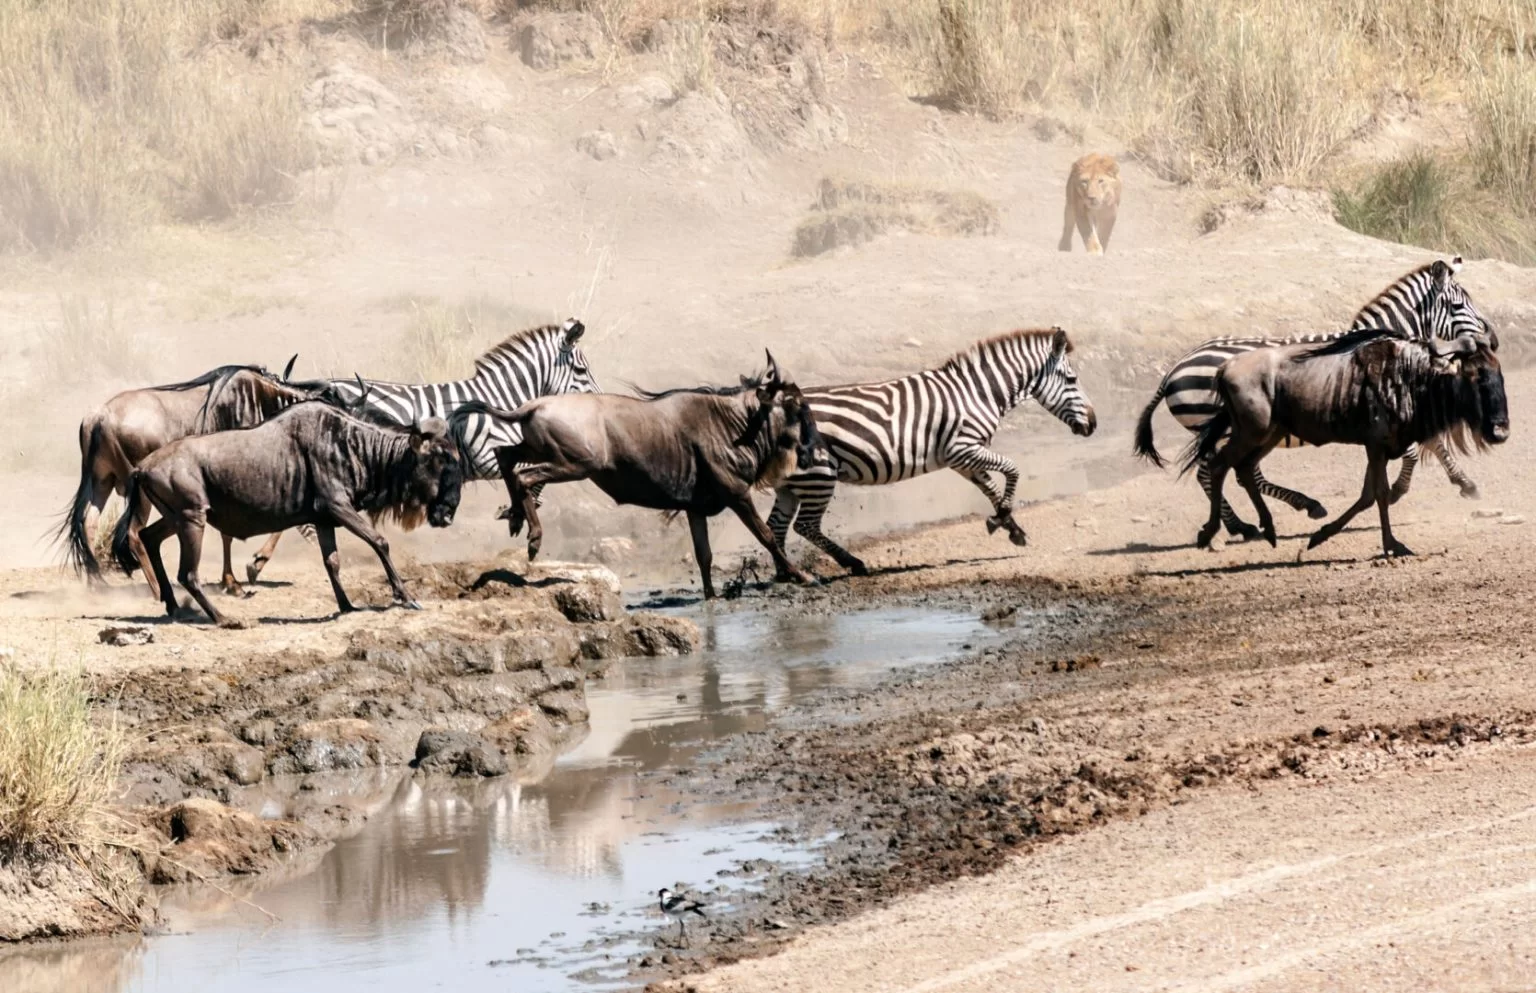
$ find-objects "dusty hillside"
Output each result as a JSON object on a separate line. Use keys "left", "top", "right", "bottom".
{"left": 2, "top": 1, "right": 1534, "bottom": 581}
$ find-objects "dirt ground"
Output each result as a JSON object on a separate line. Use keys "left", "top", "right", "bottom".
{"left": 634, "top": 368, "right": 1536, "bottom": 991}
{"left": 4, "top": 9, "right": 1536, "bottom": 985}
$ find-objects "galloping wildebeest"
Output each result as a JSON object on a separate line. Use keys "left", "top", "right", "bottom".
{"left": 1137, "top": 258, "right": 1496, "bottom": 539}
{"left": 766, "top": 326, "right": 1097, "bottom": 578}
{"left": 492, "top": 353, "right": 827, "bottom": 599}
{"left": 56, "top": 357, "right": 326, "bottom": 595}
{"left": 110, "top": 402, "right": 463, "bottom": 628}
{"left": 242, "top": 318, "right": 598, "bottom": 585}
{"left": 1185, "top": 330, "right": 1507, "bottom": 558}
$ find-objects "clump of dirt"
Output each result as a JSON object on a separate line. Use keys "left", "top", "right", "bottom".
{"left": 0, "top": 848, "right": 154, "bottom": 942}
{"left": 792, "top": 177, "right": 1001, "bottom": 257}
{"left": 140, "top": 798, "right": 322, "bottom": 884}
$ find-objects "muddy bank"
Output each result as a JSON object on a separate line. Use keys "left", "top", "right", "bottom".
{"left": 3, "top": 560, "right": 700, "bottom": 946}
{"left": 628, "top": 520, "right": 1536, "bottom": 989}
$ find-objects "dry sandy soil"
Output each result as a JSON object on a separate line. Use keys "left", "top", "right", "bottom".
{"left": 3, "top": 10, "right": 1536, "bottom": 988}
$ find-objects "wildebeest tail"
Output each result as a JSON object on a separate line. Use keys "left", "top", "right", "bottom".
{"left": 1181, "top": 405, "right": 1231, "bottom": 478}
{"left": 1133, "top": 379, "right": 1169, "bottom": 468}
{"left": 110, "top": 472, "right": 144, "bottom": 576}
{"left": 54, "top": 418, "right": 105, "bottom": 578}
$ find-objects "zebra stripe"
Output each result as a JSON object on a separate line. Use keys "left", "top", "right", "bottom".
{"left": 768, "top": 327, "right": 1096, "bottom": 574}
{"left": 1136, "top": 258, "right": 1493, "bottom": 535}
{"left": 1158, "top": 258, "right": 1489, "bottom": 435}
{"left": 329, "top": 319, "right": 599, "bottom": 479}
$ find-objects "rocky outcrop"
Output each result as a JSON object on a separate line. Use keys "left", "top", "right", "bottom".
{"left": 514, "top": 11, "right": 607, "bottom": 70}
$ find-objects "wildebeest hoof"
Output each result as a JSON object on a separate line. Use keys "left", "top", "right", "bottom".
{"left": 1264, "top": 529, "right": 1277, "bottom": 548}
{"left": 788, "top": 568, "right": 816, "bottom": 585}
{"left": 848, "top": 559, "right": 870, "bottom": 577}
{"left": 1385, "top": 542, "right": 1415, "bottom": 558}
{"left": 1306, "top": 503, "right": 1328, "bottom": 520}
{"left": 495, "top": 504, "right": 511, "bottom": 520}
{"left": 399, "top": 599, "right": 423, "bottom": 611}
{"left": 1306, "top": 532, "right": 1328, "bottom": 550}
{"left": 216, "top": 617, "right": 248, "bottom": 630}
{"left": 245, "top": 563, "right": 262, "bottom": 584}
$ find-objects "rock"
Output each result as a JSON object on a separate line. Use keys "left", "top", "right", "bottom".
{"left": 588, "top": 537, "right": 635, "bottom": 569}
{"left": 278, "top": 718, "right": 385, "bottom": 774}
{"left": 575, "top": 129, "right": 620, "bottom": 161}
{"left": 537, "top": 690, "right": 590, "bottom": 724}
{"left": 614, "top": 75, "right": 676, "bottom": 111}
{"left": 515, "top": 11, "right": 606, "bottom": 70}
{"left": 99, "top": 624, "right": 153, "bottom": 647}
{"left": 553, "top": 582, "right": 622, "bottom": 623}
{"left": 305, "top": 63, "right": 418, "bottom": 166}
{"left": 437, "top": 4, "right": 488, "bottom": 63}
{"left": 618, "top": 614, "right": 700, "bottom": 656}
{"left": 146, "top": 798, "right": 318, "bottom": 883}
{"left": 237, "top": 719, "right": 278, "bottom": 747}
{"left": 1473, "top": 508, "right": 1505, "bottom": 519}
{"left": 483, "top": 705, "right": 560, "bottom": 756}
{"left": 474, "top": 124, "right": 517, "bottom": 158}
{"left": 412, "top": 728, "right": 508, "bottom": 777}
{"left": 1502, "top": 514, "right": 1526, "bottom": 525}
{"left": 652, "top": 92, "right": 750, "bottom": 170}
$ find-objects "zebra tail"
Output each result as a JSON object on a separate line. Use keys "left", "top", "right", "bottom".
{"left": 1181, "top": 406, "right": 1231, "bottom": 479}
{"left": 110, "top": 472, "right": 144, "bottom": 576}
{"left": 54, "top": 418, "right": 105, "bottom": 578}
{"left": 1132, "top": 384, "right": 1168, "bottom": 469}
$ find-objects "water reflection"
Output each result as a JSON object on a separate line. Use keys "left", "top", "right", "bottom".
{"left": 9, "top": 606, "right": 993, "bottom": 993}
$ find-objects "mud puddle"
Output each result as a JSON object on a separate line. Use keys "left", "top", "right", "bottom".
{"left": 10, "top": 604, "right": 1003, "bottom": 993}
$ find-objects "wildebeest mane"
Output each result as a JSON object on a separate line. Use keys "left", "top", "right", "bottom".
{"left": 151, "top": 363, "right": 271, "bottom": 393}
{"left": 627, "top": 374, "right": 765, "bottom": 401}
{"left": 1290, "top": 326, "right": 1400, "bottom": 360}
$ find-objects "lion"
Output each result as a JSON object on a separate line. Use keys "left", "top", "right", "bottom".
{"left": 1058, "top": 153, "right": 1121, "bottom": 255}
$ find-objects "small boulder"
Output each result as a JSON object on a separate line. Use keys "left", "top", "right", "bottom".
{"left": 553, "top": 582, "right": 622, "bottom": 623}
{"left": 146, "top": 798, "right": 317, "bottom": 883}
{"left": 537, "top": 690, "right": 590, "bottom": 724}
{"left": 98, "top": 624, "right": 153, "bottom": 647}
{"left": 515, "top": 11, "right": 606, "bottom": 70}
{"left": 412, "top": 728, "right": 508, "bottom": 778}
{"left": 575, "top": 129, "right": 620, "bottom": 161}
{"left": 620, "top": 614, "right": 701, "bottom": 656}
{"left": 279, "top": 718, "right": 385, "bottom": 774}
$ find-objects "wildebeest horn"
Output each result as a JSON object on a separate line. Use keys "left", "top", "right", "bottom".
{"left": 1429, "top": 334, "right": 1481, "bottom": 358}
{"left": 764, "top": 349, "right": 784, "bottom": 386}
{"left": 282, "top": 354, "right": 298, "bottom": 381}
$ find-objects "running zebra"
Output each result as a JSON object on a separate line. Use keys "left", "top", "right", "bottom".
{"left": 766, "top": 326, "right": 1097, "bottom": 578}
{"left": 243, "top": 318, "right": 598, "bottom": 583}
{"left": 1133, "top": 258, "right": 1495, "bottom": 539}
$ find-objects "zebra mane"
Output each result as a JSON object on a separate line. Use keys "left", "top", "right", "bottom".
{"left": 937, "top": 328, "right": 1068, "bottom": 373}
{"left": 1348, "top": 259, "right": 1446, "bottom": 328}
{"left": 472, "top": 323, "right": 573, "bottom": 377}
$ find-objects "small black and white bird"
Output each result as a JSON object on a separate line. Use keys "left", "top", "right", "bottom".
{"left": 657, "top": 888, "right": 707, "bottom": 941}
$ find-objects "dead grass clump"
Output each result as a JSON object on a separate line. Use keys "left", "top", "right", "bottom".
{"left": 0, "top": 661, "right": 123, "bottom": 856}
{"left": 1471, "top": 55, "right": 1536, "bottom": 216}
{"left": 0, "top": 0, "right": 321, "bottom": 253}
{"left": 36, "top": 295, "right": 149, "bottom": 387}
{"left": 793, "top": 176, "right": 999, "bottom": 257}
{"left": 1333, "top": 151, "right": 1536, "bottom": 264}
{"left": 391, "top": 295, "right": 545, "bottom": 381}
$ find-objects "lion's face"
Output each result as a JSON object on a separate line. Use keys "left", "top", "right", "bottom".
{"left": 1076, "top": 172, "right": 1117, "bottom": 209}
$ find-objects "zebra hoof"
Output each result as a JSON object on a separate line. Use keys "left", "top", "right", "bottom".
{"left": 1459, "top": 484, "right": 1481, "bottom": 500}
{"left": 984, "top": 516, "right": 1002, "bottom": 535}
{"left": 1306, "top": 503, "right": 1328, "bottom": 520}
{"left": 1007, "top": 529, "right": 1029, "bottom": 548}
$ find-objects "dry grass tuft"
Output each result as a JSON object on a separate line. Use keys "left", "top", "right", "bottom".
{"left": 1334, "top": 150, "right": 1536, "bottom": 264}
{"left": 1471, "top": 54, "right": 1536, "bottom": 216}
{"left": 36, "top": 295, "right": 150, "bottom": 387}
{"left": 0, "top": 660, "right": 123, "bottom": 857}
{"left": 0, "top": 0, "right": 323, "bottom": 253}
{"left": 392, "top": 295, "right": 545, "bottom": 382}
{"left": 793, "top": 176, "right": 999, "bottom": 256}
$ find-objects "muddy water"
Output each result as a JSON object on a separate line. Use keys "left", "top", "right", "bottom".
{"left": 12, "top": 606, "right": 998, "bottom": 993}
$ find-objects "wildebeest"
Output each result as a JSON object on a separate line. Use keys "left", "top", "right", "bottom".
{"left": 110, "top": 402, "right": 463, "bottom": 628}
{"left": 56, "top": 357, "right": 328, "bottom": 594}
{"left": 491, "top": 354, "right": 827, "bottom": 598}
{"left": 1185, "top": 330, "right": 1508, "bottom": 557}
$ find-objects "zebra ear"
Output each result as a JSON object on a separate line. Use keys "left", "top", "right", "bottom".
{"left": 1050, "top": 326, "right": 1070, "bottom": 357}
{"left": 1449, "top": 255, "right": 1464, "bottom": 273}
{"left": 562, "top": 318, "right": 586, "bottom": 345}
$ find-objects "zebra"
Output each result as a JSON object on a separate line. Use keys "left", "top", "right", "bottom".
{"left": 1133, "top": 257, "right": 1495, "bottom": 540}
{"left": 766, "top": 326, "right": 1097, "bottom": 578}
{"left": 242, "top": 318, "right": 598, "bottom": 583}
